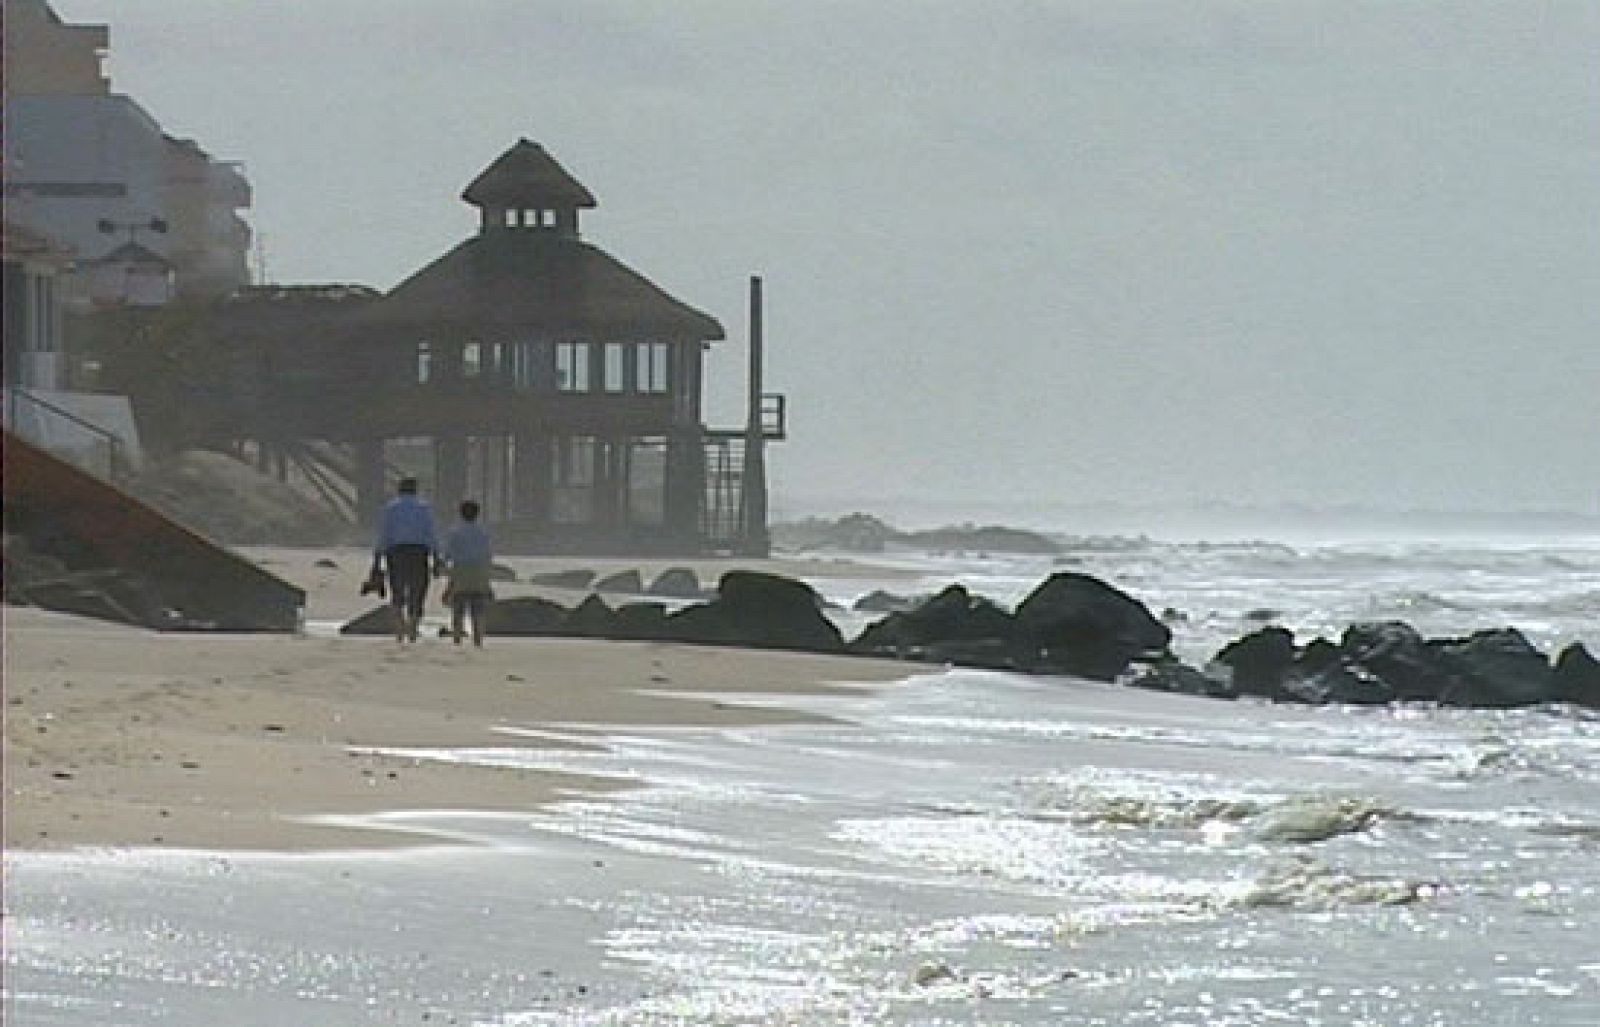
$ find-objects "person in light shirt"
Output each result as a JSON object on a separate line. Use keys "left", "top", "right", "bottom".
{"left": 372, "top": 477, "right": 439, "bottom": 643}
{"left": 442, "top": 499, "right": 494, "bottom": 647}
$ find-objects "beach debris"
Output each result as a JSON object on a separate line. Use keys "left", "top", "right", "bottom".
{"left": 314, "top": 558, "right": 339, "bottom": 569}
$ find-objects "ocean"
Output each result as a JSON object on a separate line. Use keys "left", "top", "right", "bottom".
{"left": 6, "top": 529, "right": 1599, "bottom": 1025}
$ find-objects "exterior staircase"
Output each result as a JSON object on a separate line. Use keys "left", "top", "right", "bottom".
{"left": 3, "top": 430, "right": 304, "bottom": 631}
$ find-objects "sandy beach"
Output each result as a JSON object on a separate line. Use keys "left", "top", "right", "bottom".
{"left": 2, "top": 547, "right": 915, "bottom": 852}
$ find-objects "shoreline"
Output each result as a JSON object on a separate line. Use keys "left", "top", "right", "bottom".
{"left": 2, "top": 546, "right": 919, "bottom": 854}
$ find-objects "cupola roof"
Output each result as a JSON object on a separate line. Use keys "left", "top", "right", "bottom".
{"left": 460, "top": 138, "right": 597, "bottom": 210}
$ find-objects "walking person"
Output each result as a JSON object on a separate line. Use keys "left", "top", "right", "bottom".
{"left": 372, "top": 476, "right": 439, "bottom": 643}
{"left": 442, "top": 499, "right": 495, "bottom": 647}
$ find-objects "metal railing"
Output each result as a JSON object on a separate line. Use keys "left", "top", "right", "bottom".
{"left": 3, "top": 387, "right": 128, "bottom": 480}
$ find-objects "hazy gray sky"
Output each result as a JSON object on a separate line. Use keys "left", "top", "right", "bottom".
{"left": 57, "top": 1, "right": 1600, "bottom": 520}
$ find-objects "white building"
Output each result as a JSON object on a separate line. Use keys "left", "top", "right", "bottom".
{"left": 2, "top": 0, "right": 253, "bottom": 304}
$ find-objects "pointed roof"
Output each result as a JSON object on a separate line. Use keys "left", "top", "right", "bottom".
{"left": 347, "top": 233, "right": 722, "bottom": 340}
{"left": 461, "top": 138, "right": 597, "bottom": 210}
{"left": 92, "top": 241, "right": 172, "bottom": 268}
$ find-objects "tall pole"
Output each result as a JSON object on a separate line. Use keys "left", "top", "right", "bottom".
{"left": 740, "top": 275, "right": 770, "bottom": 556}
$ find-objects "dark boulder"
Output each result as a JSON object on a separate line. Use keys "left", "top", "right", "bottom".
{"left": 851, "top": 579, "right": 1011, "bottom": 652}
{"left": 647, "top": 567, "right": 703, "bottom": 599}
{"left": 485, "top": 596, "right": 568, "bottom": 636}
{"left": 1337, "top": 621, "right": 1451, "bottom": 702}
{"left": 1553, "top": 643, "right": 1600, "bottom": 708}
{"left": 1209, "top": 626, "right": 1297, "bottom": 698}
{"left": 665, "top": 571, "right": 843, "bottom": 653}
{"left": 1431, "top": 628, "right": 1553, "bottom": 708}
{"left": 340, "top": 604, "right": 399, "bottom": 635}
{"left": 612, "top": 602, "right": 671, "bottom": 640}
{"left": 594, "top": 569, "right": 644, "bottom": 595}
{"left": 1126, "top": 657, "right": 1236, "bottom": 699}
{"left": 1011, "top": 573, "right": 1170, "bottom": 681}
{"left": 853, "top": 589, "right": 915, "bottom": 614}
{"left": 1281, "top": 636, "right": 1396, "bottom": 705}
{"left": 1283, "top": 622, "right": 1557, "bottom": 708}
{"left": 562, "top": 594, "right": 618, "bottom": 637}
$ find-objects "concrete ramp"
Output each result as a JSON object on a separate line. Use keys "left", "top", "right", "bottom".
{"left": 3, "top": 431, "right": 304, "bottom": 631}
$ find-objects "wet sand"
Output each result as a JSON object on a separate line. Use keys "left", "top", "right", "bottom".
{"left": 2, "top": 547, "right": 914, "bottom": 852}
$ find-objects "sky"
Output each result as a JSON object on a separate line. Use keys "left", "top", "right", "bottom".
{"left": 52, "top": 0, "right": 1600, "bottom": 524}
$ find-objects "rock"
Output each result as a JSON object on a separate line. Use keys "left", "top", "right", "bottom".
{"left": 562, "top": 594, "right": 617, "bottom": 637}
{"left": 314, "top": 558, "right": 339, "bottom": 569}
{"left": 1011, "top": 573, "right": 1171, "bottom": 681}
{"left": 1281, "top": 637, "right": 1395, "bottom": 705}
{"left": 339, "top": 604, "right": 398, "bottom": 635}
{"left": 1209, "top": 626, "right": 1297, "bottom": 699}
{"left": 1336, "top": 622, "right": 1449, "bottom": 702}
{"left": 1431, "top": 628, "right": 1553, "bottom": 708}
{"left": 593, "top": 569, "right": 643, "bottom": 595}
{"left": 850, "top": 584, "right": 1013, "bottom": 664}
{"left": 488, "top": 562, "right": 517, "bottom": 582}
{"left": 528, "top": 569, "right": 594, "bottom": 589}
{"left": 664, "top": 571, "right": 844, "bottom": 653}
{"left": 612, "top": 602, "right": 670, "bottom": 640}
{"left": 1125, "top": 657, "right": 1236, "bottom": 698}
{"left": 485, "top": 596, "right": 568, "bottom": 635}
{"left": 646, "top": 567, "right": 703, "bottom": 599}
{"left": 1552, "top": 643, "right": 1600, "bottom": 708}
{"left": 853, "top": 589, "right": 914, "bottom": 613}
{"left": 1277, "top": 623, "right": 1556, "bottom": 708}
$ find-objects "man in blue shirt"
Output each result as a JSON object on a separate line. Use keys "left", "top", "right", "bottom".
{"left": 373, "top": 477, "right": 439, "bottom": 642}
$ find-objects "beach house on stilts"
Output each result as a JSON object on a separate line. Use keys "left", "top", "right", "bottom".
{"left": 308, "top": 138, "right": 783, "bottom": 554}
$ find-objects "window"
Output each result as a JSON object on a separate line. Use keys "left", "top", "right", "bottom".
{"left": 556, "top": 341, "right": 590, "bottom": 392}
{"left": 554, "top": 436, "right": 596, "bottom": 486}
{"left": 463, "top": 341, "right": 481, "bottom": 378}
{"left": 503, "top": 209, "right": 517, "bottom": 227}
{"left": 635, "top": 342, "right": 669, "bottom": 393}
{"left": 603, "top": 343, "right": 626, "bottom": 393}
{"left": 416, "top": 342, "right": 432, "bottom": 384}
{"left": 543, "top": 209, "right": 557, "bottom": 227}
